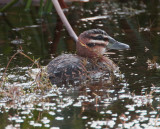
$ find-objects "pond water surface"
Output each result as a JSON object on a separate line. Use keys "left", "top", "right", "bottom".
{"left": 0, "top": 0, "right": 160, "bottom": 129}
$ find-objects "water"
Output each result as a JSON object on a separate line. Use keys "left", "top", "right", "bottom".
{"left": 0, "top": 0, "right": 160, "bottom": 129}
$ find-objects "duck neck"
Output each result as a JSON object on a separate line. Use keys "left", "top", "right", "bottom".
{"left": 100, "top": 56, "right": 118, "bottom": 71}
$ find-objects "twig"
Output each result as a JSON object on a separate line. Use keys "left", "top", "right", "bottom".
{"left": 19, "top": 51, "right": 40, "bottom": 68}
{"left": 0, "top": 50, "right": 40, "bottom": 87}
{"left": 0, "top": 50, "right": 20, "bottom": 86}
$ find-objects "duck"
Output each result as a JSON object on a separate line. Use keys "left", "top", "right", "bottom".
{"left": 47, "top": 29, "right": 130, "bottom": 85}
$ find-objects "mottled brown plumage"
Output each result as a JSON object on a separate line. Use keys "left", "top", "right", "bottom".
{"left": 47, "top": 29, "right": 129, "bottom": 85}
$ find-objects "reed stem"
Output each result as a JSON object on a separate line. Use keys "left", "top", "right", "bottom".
{"left": 51, "top": 0, "right": 78, "bottom": 42}
{"left": 0, "top": 0, "right": 19, "bottom": 12}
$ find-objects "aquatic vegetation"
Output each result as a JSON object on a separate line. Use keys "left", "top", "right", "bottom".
{"left": 0, "top": 52, "right": 160, "bottom": 128}
{"left": 1, "top": 54, "right": 160, "bottom": 128}
{"left": 0, "top": 0, "right": 54, "bottom": 14}
{"left": 0, "top": 0, "right": 160, "bottom": 128}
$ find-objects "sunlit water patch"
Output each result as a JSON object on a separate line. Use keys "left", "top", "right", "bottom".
{"left": 1, "top": 66, "right": 160, "bottom": 129}
{"left": 0, "top": 0, "right": 160, "bottom": 128}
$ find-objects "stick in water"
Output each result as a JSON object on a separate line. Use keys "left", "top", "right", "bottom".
{"left": 51, "top": 0, "right": 78, "bottom": 42}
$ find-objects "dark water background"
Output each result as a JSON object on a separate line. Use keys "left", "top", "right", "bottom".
{"left": 0, "top": 0, "right": 160, "bottom": 128}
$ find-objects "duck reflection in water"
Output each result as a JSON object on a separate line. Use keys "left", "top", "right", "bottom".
{"left": 47, "top": 29, "right": 130, "bottom": 86}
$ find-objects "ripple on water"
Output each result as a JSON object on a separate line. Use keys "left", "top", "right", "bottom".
{"left": 41, "top": 117, "right": 50, "bottom": 124}
{"left": 55, "top": 117, "right": 64, "bottom": 121}
{"left": 50, "top": 127, "right": 60, "bottom": 129}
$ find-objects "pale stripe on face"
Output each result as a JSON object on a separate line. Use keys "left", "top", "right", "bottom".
{"left": 88, "top": 39, "right": 107, "bottom": 45}
{"left": 86, "top": 35, "right": 108, "bottom": 48}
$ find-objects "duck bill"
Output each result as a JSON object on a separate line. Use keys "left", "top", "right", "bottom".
{"left": 107, "top": 36, "right": 130, "bottom": 50}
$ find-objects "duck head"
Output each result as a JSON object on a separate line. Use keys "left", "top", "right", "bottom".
{"left": 76, "top": 29, "right": 130, "bottom": 58}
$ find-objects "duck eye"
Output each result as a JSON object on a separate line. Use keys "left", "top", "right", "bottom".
{"left": 87, "top": 43, "right": 95, "bottom": 47}
{"left": 95, "top": 35, "right": 103, "bottom": 40}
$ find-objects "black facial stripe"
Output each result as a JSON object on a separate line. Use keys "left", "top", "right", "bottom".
{"left": 86, "top": 43, "right": 106, "bottom": 47}
{"left": 88, "top": 36, "right": 108, "bottom": 41}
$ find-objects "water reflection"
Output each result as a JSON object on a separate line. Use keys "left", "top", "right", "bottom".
{"left": 0, "top": 0, "right": 160, "bottom": 128}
